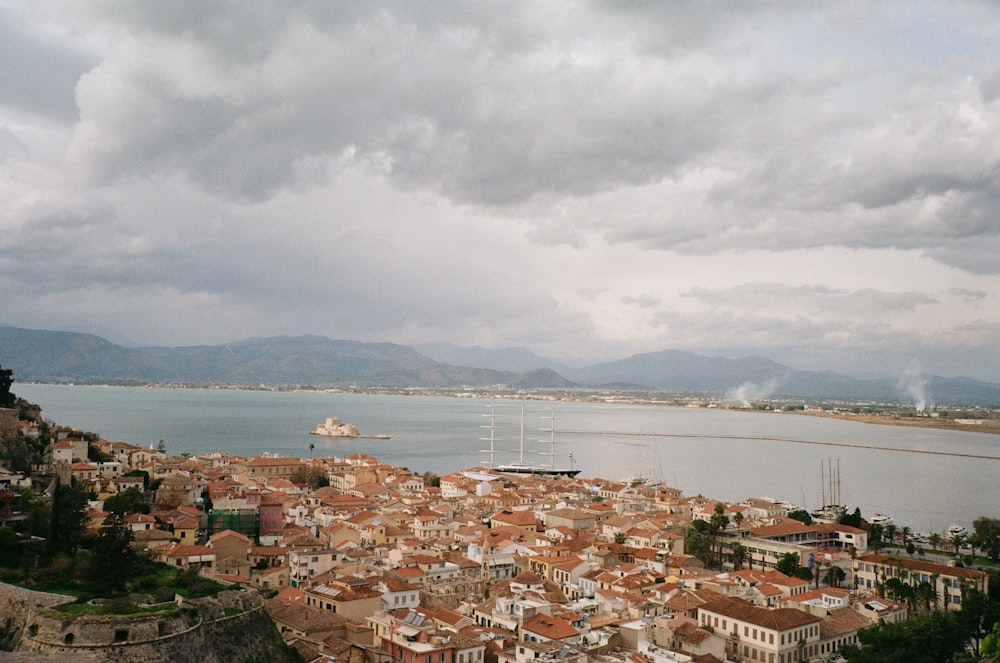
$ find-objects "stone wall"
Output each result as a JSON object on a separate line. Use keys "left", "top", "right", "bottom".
{"left": 0, "top": 581, "right": 75, "bottom": 649}
{"left": 1, "top": 582, "right": 294, "bottom": 663}
{"left": 0, "top": 407, "right": 18, "bottom": 444}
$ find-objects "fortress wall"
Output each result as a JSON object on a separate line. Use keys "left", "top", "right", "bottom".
{"left": 2, "top": 582, "right": 291, "bottom": 663}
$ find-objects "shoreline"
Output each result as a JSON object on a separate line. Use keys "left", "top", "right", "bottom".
{"left": 794, "top": 409, "right": 1000, "bottom": 435}
{"left": 18, "top": 381, "right": 1000, "bottom": 436}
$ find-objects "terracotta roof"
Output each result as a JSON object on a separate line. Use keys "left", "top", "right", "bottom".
{"left": 161, "top": 544, "right": 215, "bottom": 558}
{"left": 521, "top": 614, "right": 579, "bottom": 640}
{"left": 856, "top": 553, "right": 990, "bottom": 581}
{"left": 700, "top": 596, "right": 821, "bottom": 630}
{"left": 750, "top": 520, "right": 815, "bottom": 538}
{"left": 248, "top": 456, "right": 304, "bottom": 467}
{"left": 210, "top": 529, "right": 251, "bottom": 543}
{"left": 819, "top": 606, "right": 870, "bottom": 639}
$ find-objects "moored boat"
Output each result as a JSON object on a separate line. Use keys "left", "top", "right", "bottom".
{"left": 494, "top": 404, "right": 581, "bottom": 477}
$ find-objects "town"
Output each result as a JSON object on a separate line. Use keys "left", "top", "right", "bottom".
{"left": 0, "top": 394, "right": 998, "bottom": 663}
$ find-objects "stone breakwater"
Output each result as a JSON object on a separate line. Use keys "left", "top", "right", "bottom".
{"left": 0, "top": 582, "right": 293, "bottom": 663}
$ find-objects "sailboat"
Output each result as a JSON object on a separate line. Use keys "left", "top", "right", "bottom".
{"left": 495, "top": 403, "right": 581, "bottom": 477}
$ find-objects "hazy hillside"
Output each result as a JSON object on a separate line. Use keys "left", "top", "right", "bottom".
{"left": 413, "top": 342, "right": 571, "bottom": 374}
{"left": 0, "top": 327, "right": 564, "bottom": 388}
{"left": 2, "top": 326, "right": 999, "bottom": 405}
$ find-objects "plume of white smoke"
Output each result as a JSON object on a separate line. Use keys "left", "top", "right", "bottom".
{"left": 898, "top": 360, "right": 934, "bottom": 413}
{"left": 726, "top": 376, "right": 781, "bottom": 407}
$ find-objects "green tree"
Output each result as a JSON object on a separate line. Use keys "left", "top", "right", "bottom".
{"left": 88, "top": 513, "right": 134, "bottom": 592}
{"left": 787, "top": 509, "right": 813, "bottom": 525}
{"left": 776, "top": 552, "right": 799, "bottom": 577}
{"left": 0, "top": 364, "right": 14, "bottom": 408}
{"left": 948, "top": 532, "right": 967, "bottom": 556}
{"left": 954, "top": 586, "right": 993, "bottom": 659}
{"left": 290, "top": 464, "right": 329, "bottom": 490}
{"left": 709, "top": 503, "right": 730, "bottom": 567}
{"left": 731, "top": 541, "right": 748, "bottom": 570}
{"left": 983, "top": 621, "right": 1000, "bottom": 659}
{"left": 839, "top": 507, "right": 863, "bottom": 528}
{"left": 868, "top": 523, "right": 884, "bottom": 553}
{"left": 103, "top": 487, "right": 149, "bottom": 516}
{"left": 48, "top": 480, "right": 89, "bottom": 558}
{"left": 0, "top": 526, "right": 21, "bottom": 568}
{"left": 840, "top": 610, "right": 968, "bottom": 663}
{"left": 795, "top": 566, "right": 815, "bottom": 582}
{"left": 914, "top": 581, "right": 936, "bottom": 611}
{"left": 823, "top": 565, "right": 846, "bottom": 588}
{"left": 970, "top": 516, "right": 1000, "bottom": 562}
{"left": 686, "top": 528, "right": 713, "bottom": 568}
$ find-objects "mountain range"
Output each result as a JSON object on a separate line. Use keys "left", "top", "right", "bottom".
{"left": 2, "top": 326, "right": 998, "bottom": 406}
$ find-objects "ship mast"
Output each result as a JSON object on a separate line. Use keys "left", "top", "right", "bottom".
{"left": 479, "top": 403, "right": 499, "bottom": 469}
{"left": 546, "top": 408, "right": 557, "bottom": 471}
{"left": 518, "top": 401, "right": 526, "bottom": 465}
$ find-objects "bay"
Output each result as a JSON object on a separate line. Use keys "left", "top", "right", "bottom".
{"left": 13, "top": 384, "right": 999, "bottom": 536}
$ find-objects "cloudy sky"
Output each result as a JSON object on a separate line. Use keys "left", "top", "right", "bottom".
{"left": 2, "top": 2, "right": 1000, "bottom": 381}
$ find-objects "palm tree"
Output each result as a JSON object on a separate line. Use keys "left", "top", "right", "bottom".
{"left": 949, "top": 533, "right": 967, "bottom": 556}
{"left": 869, "top": 524, "right": 884, "bottom": 553}
{"left": 309, "top": 442, "right": 315, "bottom": 458}
{"left": 883, "top": 524, "right": 897, "bottom": 547}
{"left": 823, "top": 565, "right": 846, "bottom": 588}
{"left": 731, "top": 541, "right": 747, "bottom": 570}
{"left": 928, "top": 532, "right": 942, "bottom": 551}
{"left": 915, "top": 581, "right": 936, "bottom": 611}
{"left": 709, "top": 503, "right": 730, "bottom": 567}
{"left": 900, "top": 526, "right": 912, "bottom": 547}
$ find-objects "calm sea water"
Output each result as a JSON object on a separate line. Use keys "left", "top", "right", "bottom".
{"left": 13, "top": 384, "right": 999, "bottom": 535}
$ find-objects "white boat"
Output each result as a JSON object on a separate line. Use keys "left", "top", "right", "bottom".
{"left": 870, "top": 513, "right": 894, "bottom": 527}
{"left": 947, "top": 524, "right": 967, "bottom": 537}
{"left": 495, "top": 404, "right": 581, "bottom": 477}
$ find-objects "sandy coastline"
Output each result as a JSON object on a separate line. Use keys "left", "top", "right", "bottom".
{"left": 797, "top": 410, "right": 1000, "bottom": 435}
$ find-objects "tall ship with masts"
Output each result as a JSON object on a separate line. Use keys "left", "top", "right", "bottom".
{"left": 492, "top": 402, "right": 580, "bottom": 477}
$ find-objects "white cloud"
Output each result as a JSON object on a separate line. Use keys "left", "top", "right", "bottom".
{"left": 1, "top": 1, "right": 1000, "bottom": 381}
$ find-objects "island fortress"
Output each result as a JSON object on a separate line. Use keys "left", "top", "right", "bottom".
{"left": 312, "top": 417, "right": 361, "bottom": 437}
{"left": 4, "top": 431, "right": 990, "bottom": 662}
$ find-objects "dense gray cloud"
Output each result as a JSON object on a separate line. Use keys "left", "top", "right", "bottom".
{"left": 2, "top": 1, "right": 1000, "bottom": 381}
